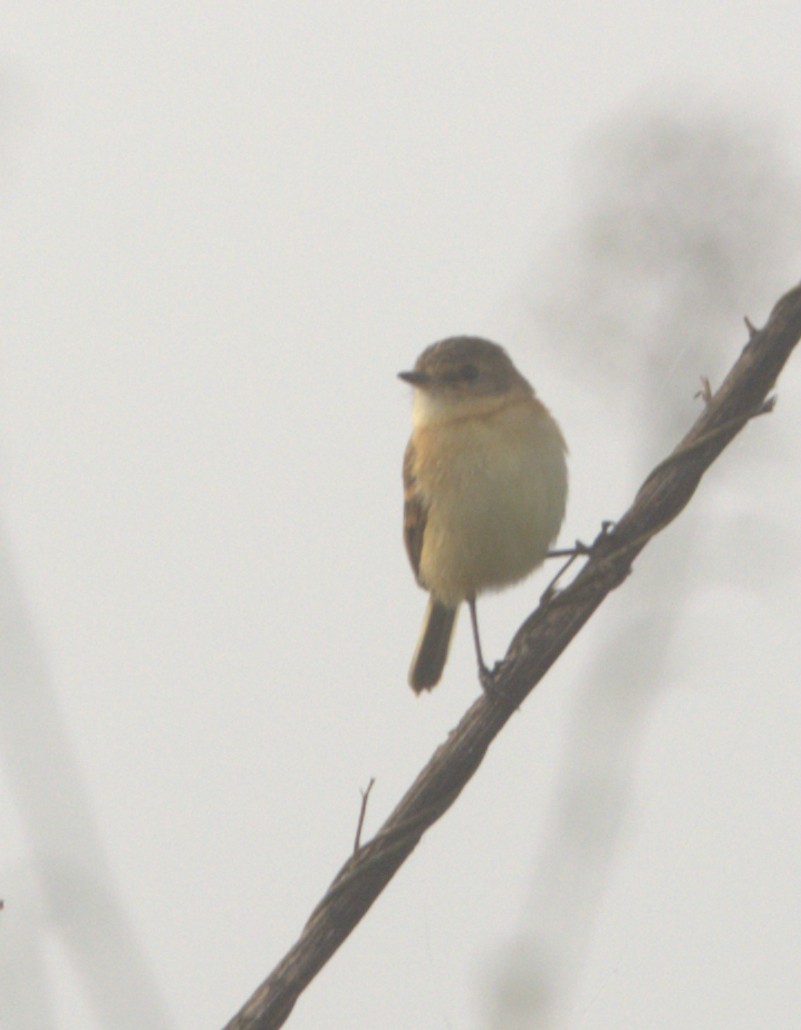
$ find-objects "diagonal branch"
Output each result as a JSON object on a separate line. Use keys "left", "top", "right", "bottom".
{"left": 224, "top": 280, "right": 801, "bottom": 1030}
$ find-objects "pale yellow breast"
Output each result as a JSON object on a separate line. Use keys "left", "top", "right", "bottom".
{"left": 412, "top": 396, "right": 567, "bottom": 606}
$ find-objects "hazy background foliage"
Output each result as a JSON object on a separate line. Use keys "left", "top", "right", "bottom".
{"left": 2, "top": 5, "right": 801, "bottom": 1029}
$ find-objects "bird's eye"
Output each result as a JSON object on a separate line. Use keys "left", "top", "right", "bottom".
{"left": 460, "top": 363, "right": 479, "bottom": 381}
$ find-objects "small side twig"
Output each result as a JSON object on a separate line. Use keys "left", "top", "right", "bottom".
{"left": 353, "top": 778, "right": 375, "bottom": 853}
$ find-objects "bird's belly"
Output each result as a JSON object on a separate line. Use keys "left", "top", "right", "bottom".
{"left": 418, "top": 411, "right": 567, "bottom": 605}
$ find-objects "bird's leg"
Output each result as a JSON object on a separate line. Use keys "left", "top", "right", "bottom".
{"left": 546, "top": 542, "right": 591, "bottom": 559}
{"left": 546, "top": 520, "right": 616, "bottom": 560}
{"left": 540, "top": 551, "right": 580, "bottom": 603}
{"left": 468, "top": 595, "right": 496, "bottom": 694}
{"left": 542, "top": 521, "right": 617, "bottom": 603}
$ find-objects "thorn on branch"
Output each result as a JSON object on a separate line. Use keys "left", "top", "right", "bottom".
{"left": 695, "top": 376, "right": 713, "bottom": 407}
{"left": 759, "top": 394, "right": 777, "bottom": 415}
{"left": 744, "top": 315, "right": 760, "bottom": 339}
{"left": 354, "top": 778, "right": 375, "bottom": 854}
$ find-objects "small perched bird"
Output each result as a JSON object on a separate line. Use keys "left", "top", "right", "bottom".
{"left": 400, "top": 337, "right": 568, "bottom": 692}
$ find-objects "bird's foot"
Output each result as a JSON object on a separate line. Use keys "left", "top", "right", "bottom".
{"left": 479, "top": 661, "right": 506, "bottom": 698}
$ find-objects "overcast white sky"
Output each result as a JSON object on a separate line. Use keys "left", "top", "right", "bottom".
{"left": 2, "top": 4, "right": 801, "bottom": 1029}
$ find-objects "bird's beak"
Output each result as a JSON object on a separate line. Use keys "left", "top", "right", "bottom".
{"left": 398, "top": 369, "right": 430, "bottom": 386}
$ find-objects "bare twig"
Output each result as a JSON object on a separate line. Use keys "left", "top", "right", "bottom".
{"left": 224, "top": 281, "right": 801, "bottom": 1030}
{"left": 353, "top": 778, "right": 375, "bottom": 854}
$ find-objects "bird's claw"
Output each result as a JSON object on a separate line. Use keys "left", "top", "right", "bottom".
{"left": 479, "top": 662, "right": 506, "bottom": 698}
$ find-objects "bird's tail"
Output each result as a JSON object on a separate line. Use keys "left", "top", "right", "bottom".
{"left": 408, "top": 598, "right": 458, "bottom": 692}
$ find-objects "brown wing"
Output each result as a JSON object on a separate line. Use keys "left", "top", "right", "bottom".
{"left": 402, "top": 438, "right": 427, "bottom": 584}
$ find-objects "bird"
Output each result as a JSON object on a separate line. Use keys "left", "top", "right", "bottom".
{"left": 399, "top": 336, "right": 567, "bottom": 692}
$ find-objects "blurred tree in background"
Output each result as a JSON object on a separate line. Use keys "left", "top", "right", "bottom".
{"left": 485, "top": 106, "right": 800, "bottom": 1029}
